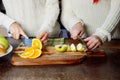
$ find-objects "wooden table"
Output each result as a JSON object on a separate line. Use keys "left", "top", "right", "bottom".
{"left": 0, "top": 37, "right": 120, "bottom": 80}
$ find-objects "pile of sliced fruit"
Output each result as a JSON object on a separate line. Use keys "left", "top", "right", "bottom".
{"left": 19, "top": 38, "right": 42, "bottom": 59}
{"left": 0, "top": 34, "right": 9, "bottom": 55}
{"left": 55, "top": 43, "right": 85, "bottom": 52}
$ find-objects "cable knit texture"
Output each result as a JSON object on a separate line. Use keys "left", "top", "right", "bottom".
{"left": 0, "top": 0, "right": 60, "bottom": 37}
{"left": 61, "top": 0, "right": 120, "bottom": 42}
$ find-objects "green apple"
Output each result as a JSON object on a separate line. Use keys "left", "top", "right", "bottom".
{"left": 70, "top": 43, "right": 76, "bottom": 52}
{"left": 55, "top": 44, "right": 68, "bottom": 52}
{"left": 0, "top": 34, "right": 9, "bottom": 49}
{"left": 76, "top": 43, "right": 84, "bottom": 52}
{"left": 0, "top": 34, "right": 4, "bottom": 38}
{"left": 66, "top": 45, "right": 71, "bottom": 52}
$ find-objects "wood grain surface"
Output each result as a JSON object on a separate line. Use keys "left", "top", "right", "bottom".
{"left": 11, "top": 39, "right": 105, "bottom": 66}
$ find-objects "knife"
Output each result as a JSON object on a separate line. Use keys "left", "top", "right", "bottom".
{"left": 8, "top": 32, "right": 32, "bottom": 46}
{"left": 78, "top": 38, "right": 88, "bottom": 50}
{"left": 21, "top": 36, "right": 32, "bottom": 46}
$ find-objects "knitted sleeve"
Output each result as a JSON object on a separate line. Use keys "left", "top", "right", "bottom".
{"left": 38, "top": 0, "right": 59, "bottom": 34}
{"left": 94, "top": 0, "right": 120, "bottom": 42}
{"left": 61, "top": 0, "right": 84, "bottom": 31}
{"left": 0, "top": 12, "right": 15, "bottom": 31}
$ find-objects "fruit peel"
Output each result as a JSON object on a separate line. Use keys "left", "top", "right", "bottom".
{"left": 66, "top": 45, "right": 71, "bottom": 52}
{"left": 0, "top": 34, "right": 9, "bottom": 49}
{"left": 32, "top": 38, "right": 42, "bottom": 49}
{"left": 19, "top": 38, "right": 43, "bottom": 59}
{"left": 28, "top": 49, "right": 42, "bottom": 59}
{"left": 55, "top": 44, "right": 68, "bottom": 52}
{"left": 20, "top": 47, "right": 35, "bottom": 58}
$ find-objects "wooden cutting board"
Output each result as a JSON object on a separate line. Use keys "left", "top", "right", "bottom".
{"left": 11, "top": 39, "right": 105, "bottom": 66}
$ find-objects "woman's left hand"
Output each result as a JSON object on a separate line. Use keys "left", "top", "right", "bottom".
{"left": 84, "top": 35, "right": 102, "bottom": 51}
{"left": 37, "top": 32, "right": 48, "bottom": 43}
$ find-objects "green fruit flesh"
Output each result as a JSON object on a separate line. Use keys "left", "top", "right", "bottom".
{"left": 77, "top": 43, "right": 84, "bottom": 52}
{"left": 70, "top": 44, "right": 76, "bottom": 52}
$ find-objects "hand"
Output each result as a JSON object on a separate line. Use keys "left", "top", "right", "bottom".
{"left": 37, "top": 32, "right": 48, "bottom": 43}
{"left": 70, "top": 22, "right": 84, "bottom": 40}
{"left": 9, "top": 22, "right": 28, "bottom": 39}
{"left": 84, "top": 35, "right": 102, "bottom": 51}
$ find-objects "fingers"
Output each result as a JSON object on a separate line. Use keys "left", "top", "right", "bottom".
{"left": 37, "top": 32, "right": 48, "bottom": 43}
{"left": 88, "top": 41, "right": 100, "bottom": 50}
{"left": 10, "top": 30, "right": 20, "bottom": 40}
{"left": 11, "top": 29, "right": 28, "bottom": 40}
{"left": 79, "top": 31, "right": 84, "bottom": 37}
{"left": 42, "top": 39, "right": 48, "bottom": 44}
{"left": 10, "top": 22, "right": 28, "bottom": 39}
{"left": 91, "top": 43, "right": 100, "bottom": 50}
{"left": 71, "top": 35, "right": 78, "bottom": 40}
{"left": 84, "top": 36, "right": 102, "bottom": 51}
{"left": 37, "top": 32, "right": 46, "bottom": 39}
{"left": 41, "top": 33, "right": 48, "bottom": 43}
{"left": 20, "top": 30, "right": 28, "bottom": 39}
{"left": 70, "top": 23, "right": 84, "bottom": 40}
{"left": 71, "top": 31, "right": 84, "bottom": 40}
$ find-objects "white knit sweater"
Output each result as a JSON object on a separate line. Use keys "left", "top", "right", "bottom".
{"left": 0, "top": 0, "right": 60, "bottom": 37}
{"left": 61, "top": 0, "right": 120, "bottom": 42}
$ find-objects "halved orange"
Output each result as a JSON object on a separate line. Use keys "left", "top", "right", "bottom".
{"left": 32, "top": 38, "right": 42, "bottom": 49}
{"left": 20, "top": 47, "right": 34, "bottom": 58}
{"left": 29, "top": 49, "right": 42, "bottom": 59}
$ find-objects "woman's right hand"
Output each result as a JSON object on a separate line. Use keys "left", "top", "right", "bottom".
{"left": 70, "top": 22, "right": 84, "bottom": 40}
{"left": 9, "top": 22, "right": 28, "bottom": 39}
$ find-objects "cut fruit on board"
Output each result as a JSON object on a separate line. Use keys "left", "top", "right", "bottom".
{"left": 32, "top": 38, "right": 42, "bottom": 49}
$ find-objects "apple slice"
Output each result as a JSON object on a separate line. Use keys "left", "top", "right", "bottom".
{"left": 70, "top": 44, "right": 76, "bottom": 52}
{"left": 76, "top": 43, "right": 84, "bottom": 52}
{"left": 66, "top": 45, "right": 71, "bottom": 52}
{"left": 55, "top": 44, "right": 68, "bottom": 52}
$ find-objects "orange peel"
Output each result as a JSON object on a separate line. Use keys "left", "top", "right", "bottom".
{"left": 32, "top": 38, "right": 42, "bottom": 49}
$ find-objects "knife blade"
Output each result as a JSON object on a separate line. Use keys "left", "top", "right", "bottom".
{"left": 78, "top": 38, "right": 87, "bottom": 49}
{"left": 21, "top": 36, "right": 32, "bottom": 46}
{"left": 8, "top": 31, "right": 32, "bottom": 46}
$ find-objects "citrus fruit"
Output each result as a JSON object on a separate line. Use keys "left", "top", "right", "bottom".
{"left": 32, "top": 38, "right": 42, "bottom": 49}
{"left": 20, "top": 47, "right": 34, "bottom": 58}
{"left": 29, "top": 49, "right": 42, "bottom": 59}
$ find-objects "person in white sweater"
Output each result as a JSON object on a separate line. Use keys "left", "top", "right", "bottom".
{"left": 61, "top": 0, "right": 120, "bottom": 51}
{"left": 0, "top": 0, "right": 60, "bottom": 43}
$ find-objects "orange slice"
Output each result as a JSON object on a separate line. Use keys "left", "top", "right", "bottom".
{"left": 20, "top": 47, "right": 34, "bottom": 58}
{"left": 32, "top": 38, "right": 42, "bottom": 49}
{"left": 29, "top": 49, "right": 42, "bottom": 59}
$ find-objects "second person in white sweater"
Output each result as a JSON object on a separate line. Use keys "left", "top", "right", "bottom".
{"left": 0, "top": 0, "right": 60, "bottom": 43}
{"left": 61, "top": 0, "right": 120, "bottom": 51}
